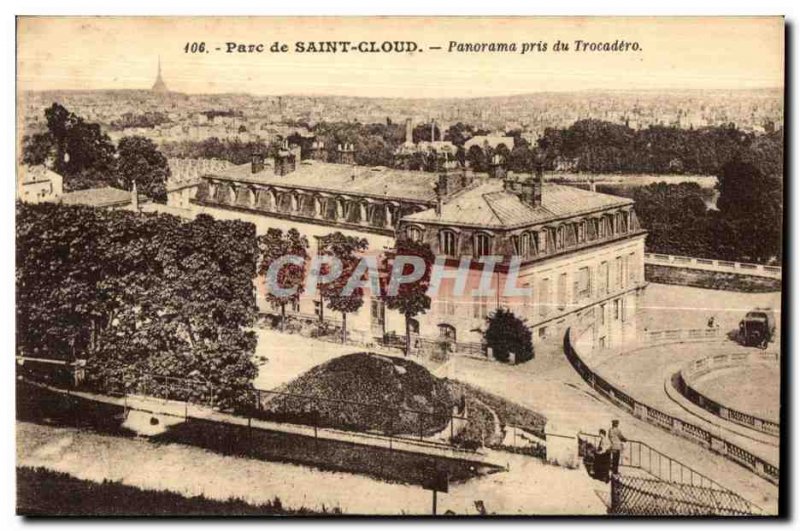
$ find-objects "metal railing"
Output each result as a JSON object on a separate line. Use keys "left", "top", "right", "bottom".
{"left": 564, "top": 328, "right": 779, "bottom": 485}
{"left": 579, "top": 432, "right": 726, "bottom": 491}
{"left": 578, "top": 432, "right": 763, "bottom": 515}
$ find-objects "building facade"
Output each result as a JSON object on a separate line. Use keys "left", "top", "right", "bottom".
{"left": 170, "top": 150, "right": 647, "bottom": 351}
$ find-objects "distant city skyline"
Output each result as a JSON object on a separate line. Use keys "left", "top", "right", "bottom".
{"left": 17, "top": 17, "right": 784, "bottom": 99}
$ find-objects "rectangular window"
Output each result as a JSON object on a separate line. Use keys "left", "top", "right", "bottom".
{"left": 473, "top": 296, "right": 489, "bottom": 319}
{"left": 628, "top": 252, "right": 637, "bottom": 284}
{"left": 522, "top": 283, "right": 531, "bottom": 316}
{"left": 599, "top": 261, "right": 609, "bottom": 295}
{"left": 615, "top": 256, "right": 623, "bottom": 289}
{"left": 557, "top": 273, "right": 567, "bottom": 311}
{"left": 539, "top": 278, "right": 550, "bottom": 318}
{"left": 613, "top": 299, "right": 620, "bottom": 320}
{"left": 599, "top": 303, "right": 606, "bottom": 326}
{"left": 577, "top": 266, "right": 591, "bottom": 300}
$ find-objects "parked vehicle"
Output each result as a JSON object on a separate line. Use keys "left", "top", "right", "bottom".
{"left": 738, "top": 308, "right": 776, "bottom": 349}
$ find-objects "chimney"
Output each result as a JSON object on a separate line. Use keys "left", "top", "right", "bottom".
{"left": 311, "top": 140, "right": 327, "bottom": 161}
{"left": 274, "top": 140, "right": 296, "bottom": 176}
{"left": 490, "top": 154, "right": 507, "bottom": 180}
{"left": 337, "top": 143, "right": 355, "bottom": 165}
{"left": 251, "top": 152, "right": 265, "bottom": 174}
{"left": 434, "top": 181, "right": 444, "bottom": 217}
{"left": 532, "top": 158, "right": 544, "bottom": 207}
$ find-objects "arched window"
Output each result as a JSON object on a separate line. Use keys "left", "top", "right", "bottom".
{"left": 474, "top": 232, "right": 492, "bottom": 257}
{"left": 538, "top": 230, "right": 548, "bottom": 254}
{"left": 518, "top": 232, "right": 531, "bottom": 257}
{"left": 406, "top": 225, "right": 423, "bottom": 243}
{"left": 577, "top": 220, "right": 586, "bottom": 243}
{"left": 439, "top": 230, "right": 457, "bottom": 256}
{"left": 617, "top": 211, "right": 628, "bottom": 233}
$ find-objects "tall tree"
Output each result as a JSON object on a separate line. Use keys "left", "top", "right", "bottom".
{"left": 257, "top": 228, "right": 309, "bottom": 329}
{"left": 39, "top": 103, "right": 117, "bottom": 190}
{"left": 116, "top": 135, "right": 171, "bottom": 202}
{"left": 380, "top": 238, "right": 434, "bottom": 356}
{"left": 16, "top": 204, "right": 259, "bottom": 409}
{"left": 318, "top": 232, "right": 368, "bottom": 343}
{"left": 715, "top": 133, "right": 783, "bottom": 263}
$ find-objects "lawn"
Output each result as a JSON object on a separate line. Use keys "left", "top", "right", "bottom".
{"left": 17, "top": 466, "right": 332, "bottom": 516}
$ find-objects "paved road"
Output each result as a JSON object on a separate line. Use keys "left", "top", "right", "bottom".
{"left": 593, "top": 341, "right": 780, "bottom": 465}
{"left": 445, "top": 339, "right": 779, "bottom": 514}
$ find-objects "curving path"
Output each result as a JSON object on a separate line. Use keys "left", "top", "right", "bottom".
{"left": 591, "top": 341, "right": 780, "bottom": 467}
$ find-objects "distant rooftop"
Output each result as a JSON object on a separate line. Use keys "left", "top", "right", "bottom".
{"left": 59, "top": 187, "right": 133, "bottom": 208}
{"left": 403, "top": 181, "right": 633, "bottom": 230}
{"left": 207, "top": 160, "right": 440, "bottom": 204}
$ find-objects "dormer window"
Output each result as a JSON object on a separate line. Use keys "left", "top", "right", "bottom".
{"left": 439, "top": 230, "right": 457, "bottom": 256}
{"left": 474, "top": 233, "right": 492, "bottom": 257}
{"left": 577, "top": 221, "right": 586, "bottom": 243}
{"left": 518, "top": 232, "right": 531, "bottom": 257}
{"left": 406, "top": 226, "right": 423, "bottom": 243}
{"left": 538, "top": 230, "right": 548, "bottom": 254}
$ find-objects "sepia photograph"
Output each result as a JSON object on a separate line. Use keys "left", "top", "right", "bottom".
{"left": 13, "top": 15, "right": 784, "bottom": 517}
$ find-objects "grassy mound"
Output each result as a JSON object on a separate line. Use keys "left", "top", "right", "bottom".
{"left": 259, "top": 353, "right": 455, "bottom": 436}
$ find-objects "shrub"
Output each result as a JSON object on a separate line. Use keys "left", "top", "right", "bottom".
{"left": 484, "top": 308, "right": 533, "bottom": 364}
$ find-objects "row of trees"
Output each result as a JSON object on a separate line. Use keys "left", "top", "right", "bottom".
{"left": 538, "top": 119, "right": 757, "bottom": 175}
{"left": 258, "top": 229, "right": 430, "bottom": 351}
{"left": 258, "top": 228, "right": 533, "bottom": 362}
{"left": 22, "top": 103, "right": 170, "bottom": 202}
{"left": 614, "top": 131, "right": 783, "bottom": 264}
{"left": 160, "top": 137, "right": 279, "bottom": 166}
{"left": 17, "top": 203, "right": 259, "bottom": 409}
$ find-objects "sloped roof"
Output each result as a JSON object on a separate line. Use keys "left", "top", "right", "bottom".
{"left": 464, "top": 135, "right": 514, "bottom": 151}
{"left": 19, "top": 165, "right": 62, "bottom": 185}
{"left": 403, "top": 181, "right": 632, "bottom": 230}
{"left": 59, "top": 187, "right": 133, "bottom": 208}
{"left": 207, "top": 160, "right": 439, "bottom": 203}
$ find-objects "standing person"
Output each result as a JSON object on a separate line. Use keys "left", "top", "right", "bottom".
{"left": 594, "top": 429, "right": 611, "bottom": 482}
{"left": 609, "top": 419, "right": 627, "bottom": 476}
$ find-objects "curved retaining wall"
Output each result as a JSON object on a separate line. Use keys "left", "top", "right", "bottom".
{"left": 675, "top": 352, "right": 779, "bottom": 437}
{"left": 563, "top": 327, "right": 779, "bottom": 485}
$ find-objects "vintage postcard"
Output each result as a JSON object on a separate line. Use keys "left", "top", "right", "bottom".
{"left": 15, "top": 16, "right": 784, "bottom": 516}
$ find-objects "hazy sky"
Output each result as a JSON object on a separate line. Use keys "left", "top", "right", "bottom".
{"left": 17, "top": 16, "right": 784, "bottom": 98}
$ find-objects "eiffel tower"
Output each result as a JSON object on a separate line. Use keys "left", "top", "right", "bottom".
{"left": 151, "top": 56, "right": 168, "bottom": 93}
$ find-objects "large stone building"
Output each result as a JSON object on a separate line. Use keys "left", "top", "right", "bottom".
{"left": 170, "top": 148, "right": 647, "bottom": 351}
